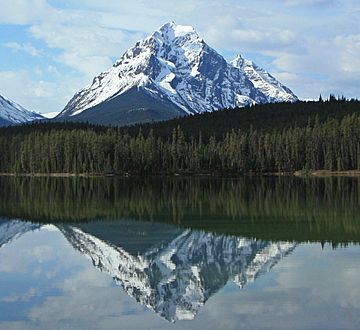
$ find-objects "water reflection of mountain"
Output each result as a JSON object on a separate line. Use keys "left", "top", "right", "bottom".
{"left": 0, "top": 219, "right": 40, "bottom": 248}
{"left": 0, "top": 218, "right": 295, "bottom": 322}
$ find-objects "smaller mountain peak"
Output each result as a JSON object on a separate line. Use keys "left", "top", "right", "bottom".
{"left": 159, "top": 21, "right": 177, "bottom": 29}
{"left": 230, "top": 54, "right": 246, "bottom": 67}
{"left": 233, "top": 54, "right": 244, "bottom": 60}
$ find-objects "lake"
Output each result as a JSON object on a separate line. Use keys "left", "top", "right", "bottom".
{"left": 0, "top": 176, "right": 359, "bottom": 329}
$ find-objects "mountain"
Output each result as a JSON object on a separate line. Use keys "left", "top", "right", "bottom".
{"left": 60, "top": 220, "right": 296, "bottom": 322}
{"left": 56, "top": 22, "right": 298, "bottom": 126}
{"left": 0, "top": 94, "right": 44, "bottom": 126}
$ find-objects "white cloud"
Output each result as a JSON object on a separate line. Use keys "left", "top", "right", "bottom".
{"left": 4, "top": 42, "right": 44, "bottom": 57}
{"left": 1, "top": 288, "right": 39, "bottom": 303}
{"left": 0, "top": 70, "right": 86, "bottom": 113}
{"left": 267, "top": 33, "right": 360, "bottom": 99}
{"left": 0, "top": 0, "right": 54, "bottom": 25}
{"left": 334, "top": 34, "right": 360, "bottom": 73}
{"left": 0, "top": 0, "right": 359, "bottom": 112}
{"left": 283, "top": 0, "right": 337, "bottom": 7}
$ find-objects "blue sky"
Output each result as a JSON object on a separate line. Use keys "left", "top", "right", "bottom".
{"left": 0, "top": 0, "right": 359, "bottom": 114}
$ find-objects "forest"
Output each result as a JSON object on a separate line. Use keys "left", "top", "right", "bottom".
{"left": 0, "top": 97, "right": 359, "bottom": 175}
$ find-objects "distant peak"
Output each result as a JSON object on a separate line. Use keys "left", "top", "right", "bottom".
{"left": 0, "top": 92, "right": 44, "bottom": 124}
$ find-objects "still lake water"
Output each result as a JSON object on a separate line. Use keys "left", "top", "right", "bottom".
{"left": 0, "top": 176, "right": 359, "bottom": 329}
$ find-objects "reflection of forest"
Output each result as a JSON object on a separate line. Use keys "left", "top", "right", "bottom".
{"left": 0, "top": 176, "right": 359, "bottom": 243}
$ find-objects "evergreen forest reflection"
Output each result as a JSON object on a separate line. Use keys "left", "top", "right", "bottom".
{"left": 0, "top": 176, "right": 359, "bottom": 244}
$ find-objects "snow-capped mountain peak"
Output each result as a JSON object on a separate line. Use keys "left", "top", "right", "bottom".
{"left": 0, "top": 93, "right": 44, "bottom": 126}
{"left": 57, "top": 22, "right": 298, "bottom": 126}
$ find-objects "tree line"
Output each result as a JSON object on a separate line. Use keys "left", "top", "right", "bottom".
{"left": 0, "top": 99, "right": 359, "bottom": 174}
{"left": 121, "top": 96, "right": 360, "bottom": 141}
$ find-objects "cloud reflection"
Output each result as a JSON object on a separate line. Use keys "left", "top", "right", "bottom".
{"left": 0, "top": 220, "right": 359, "bottom": 329}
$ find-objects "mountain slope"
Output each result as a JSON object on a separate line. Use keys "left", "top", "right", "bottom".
{"left": 0, "top": 94, "right": 44, "bottom": 126}
{"left": 56, "top": 22, "right": 298, "bottom": 126}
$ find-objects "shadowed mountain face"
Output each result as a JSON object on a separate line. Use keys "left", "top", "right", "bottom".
{"left": 0, "top": 218, "right": 295, "bottom": 322}
{"left": 56, "top": 22, "right": 297, "bottom": 126}
{"left": 60, "top": 87, "right": 184, "bottom": 126}
{"left": 0, "top": 118, "right": 12, "bottom": 126}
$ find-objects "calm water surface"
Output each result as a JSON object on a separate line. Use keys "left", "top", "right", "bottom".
{"left": 0, "top": 176, "right": 359, "bottom": 329}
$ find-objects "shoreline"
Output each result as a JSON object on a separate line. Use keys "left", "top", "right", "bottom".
{"left": 1, "top": 170, "right": 360, "bottom": 178}
{"left": 0, "top": 173, "right": 112, "bottom": 178}
{"left": 294, "top": 170, "right": 360, "bottom": 177}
